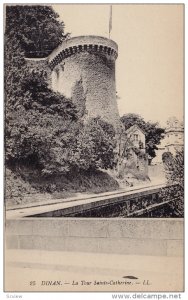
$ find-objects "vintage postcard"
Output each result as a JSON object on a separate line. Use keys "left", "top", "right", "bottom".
{"left": 4, "top": 3, "right": 184, "bottom": 292}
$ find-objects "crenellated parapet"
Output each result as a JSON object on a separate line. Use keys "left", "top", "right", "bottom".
{"left": 48, "top": 35, "right": 118, "bottom": 70}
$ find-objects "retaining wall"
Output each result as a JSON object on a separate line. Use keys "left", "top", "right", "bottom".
{"left": 6, "top": 218, "right": 184, "bottom": 257}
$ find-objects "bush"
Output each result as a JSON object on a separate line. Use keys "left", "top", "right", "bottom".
{"left": 161, "top": 150, "right": 184, "bottom": 217}
{"left": 69, "top": 117, "right": 117, "bottom": 172}
{"left": 6, "top": 167, "right": 119, "bottom": 206}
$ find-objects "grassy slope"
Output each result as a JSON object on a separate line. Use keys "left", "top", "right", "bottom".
{"left": 5, "top": 167, "right": 119, "bottom": 207}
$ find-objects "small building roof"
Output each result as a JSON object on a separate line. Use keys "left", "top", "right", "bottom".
{"left": 125, "top": 124, "right": 146, "bottom": 136}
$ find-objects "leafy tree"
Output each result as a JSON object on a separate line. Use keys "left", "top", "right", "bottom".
{"left": 6, "top": 66, "right": 80, "bottom": 171}
{"left": 115, "top": 128, "right": 135, "bottom": 178}
{"left": 162, "top": 151, "right": 174, "bottom": 171}
{"left": 70, "top": 117, "right": 117, "bottom": 172}
{"left": 5, "top": 5, "right": 69, "bottom": 165}
{"left": 121, "top": 113, "right": 165, "bottom": 164}
{"left": 121, "top": 114, "right": 146, "bottom": 131}
{"left": 5, "top": 5, "right": 68, "bottom": 58}
{"left": 5, "top": 29, "right": 32, "bottom": 164}
{"left": 160, "top": 150, "right": 184, "bottom": 217}
{"left": 5, "top": 5, "right": 78, "bottom": 174}
{"left": 163, "top": 150, "right": 184, "bottom": 188}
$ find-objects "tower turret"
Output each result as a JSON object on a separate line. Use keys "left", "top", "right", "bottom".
{"left": 48, "top": 35, "right": 120, "bottom": 128}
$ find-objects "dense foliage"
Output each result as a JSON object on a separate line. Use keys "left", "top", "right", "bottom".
{"left": 71, "top": 117, "right": 116, "bottom": 172}
{"left": 161, "top": 150, "right": 184, "bottom": 217}
{"left": 162, "top": 152, "right": 174, "bottom": 169}
{"left": 5, "top": 5, "right": 68, "bottom": 58}
{"left": 5, "top": 5, "right": 117, "bottom": 180}
{"left": 121, "top": 113, "right": 165, "bottom": 163}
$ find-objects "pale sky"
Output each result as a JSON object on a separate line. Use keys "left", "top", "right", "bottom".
{"left": 53, "top": 4, "right": 184, "bottom": 126}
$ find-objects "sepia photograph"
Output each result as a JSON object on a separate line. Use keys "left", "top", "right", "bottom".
{"left": 4, "top": 3, "right": 184, "bottom": 293}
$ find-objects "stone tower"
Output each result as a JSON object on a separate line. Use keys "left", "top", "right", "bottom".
{"left": 48, "top": 36, "right": 120, "bottom": 129}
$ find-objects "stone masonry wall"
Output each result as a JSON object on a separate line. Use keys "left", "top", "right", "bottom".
{"left": 6, "top": 218, "right": 183, "bottom": 257}
{"left": 49, "top": 36, "right": 120, "bottom": 129}
{"left": 51, "top": 51, "right": 120, "bottom": 128}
